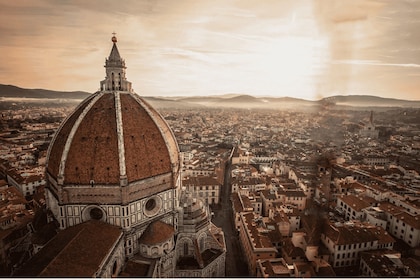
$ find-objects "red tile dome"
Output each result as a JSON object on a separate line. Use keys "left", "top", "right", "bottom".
{"left": 47, "top": 91, "right": 179, "bottom": 186}
{"left": 45, "top": 35, "right": 180, "bottom": 204}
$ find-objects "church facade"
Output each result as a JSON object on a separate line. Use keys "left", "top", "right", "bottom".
{"left": 15, "top": 35, "right": 226, "bottom": 277}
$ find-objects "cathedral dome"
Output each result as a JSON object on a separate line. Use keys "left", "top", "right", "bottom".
{"left": 45, "top": 36, "right": 180, "bottom": 204}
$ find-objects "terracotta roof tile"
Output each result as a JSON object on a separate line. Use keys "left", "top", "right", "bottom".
{"left": 46, "top": 91, "right": 179, "bottom": 186}
{"left": 15, "top": 220, "right": 122, "bottom": 277}
{"left": 139, "top": 220, "right": 174, "bottom": 245}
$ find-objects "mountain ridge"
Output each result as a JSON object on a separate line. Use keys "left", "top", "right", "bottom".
{"left": 1, "top": 84, "right": 420, "bottom": 109}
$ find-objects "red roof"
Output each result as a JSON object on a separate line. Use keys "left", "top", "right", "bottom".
{"left": 139, "top": 220, "right": 175, "bottom": 245}
{"left": 15, "top": 220, "right": 123, "bottom": 277}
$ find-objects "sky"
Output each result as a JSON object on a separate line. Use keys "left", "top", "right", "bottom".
{"left": 1, "top": 0, "right": 420, "bottom": 101}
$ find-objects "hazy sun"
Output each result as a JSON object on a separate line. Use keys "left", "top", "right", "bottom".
{"left": 253, "top": 35, "right": 329, "bottom": 99}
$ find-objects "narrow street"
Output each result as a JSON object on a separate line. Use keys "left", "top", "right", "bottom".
{"left": 211, "top": 160, "right": 249, "bottom": 277}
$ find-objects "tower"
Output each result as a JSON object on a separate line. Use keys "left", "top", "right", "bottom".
{"left": 359, "top": 110, "right": 379, "bottom": 139}
{"left": 100, "top": 34, "right": 132, "bottom": 92}
{"left": 44, "top": 34, "right": 182, "bottom": 259}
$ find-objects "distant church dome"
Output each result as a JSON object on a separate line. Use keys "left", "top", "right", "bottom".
{"left": 46, "top": 35, "right": 180, "bottom": 204}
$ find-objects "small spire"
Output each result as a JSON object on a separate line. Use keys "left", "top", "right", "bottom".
{"left": 100, "top": 33, "right": 132, "bottom": 92}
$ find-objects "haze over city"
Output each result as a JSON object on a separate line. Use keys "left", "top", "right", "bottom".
{"left": 1, "top": 0, "right": 420, "bottom": 101}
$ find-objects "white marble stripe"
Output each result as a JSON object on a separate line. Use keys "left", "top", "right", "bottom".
{"left": 114, "top": 91, "right": 127, "bottom": 184}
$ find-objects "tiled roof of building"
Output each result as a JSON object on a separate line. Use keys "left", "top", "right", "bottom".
{"left": 138, "top": 220, "right": 175, "bottom": 245}
{"left": 315, "top": 263, "right": 336, "bottom": 277}
{"left": 0, "top": 179, "right": 8, "bottom": 187}
{"left": 361, "top": 250, "right": 405, "bottom": 277}
{"left": 267, "top": 222, "right": 283, "bottom": 241}
{"left": 294, "top": 262, "right": 316, "bottom": 277}
{"left": 272, "top": 211, "right": 290, "bottom": 224}
{"left": 232, "top": 176, "right": 266, "bottom": 186}
{"left": 281, "top": 238, "right": 306, "bottom": 258}
{"left": 260, "top": 189, "right": 277, "bottom": 200}
{"left": 377, "top": 201, "right": 405, "bottom": 215}
{"left": 367, "top": 226, "right": 395, "bottom": 245}
{"left": 338, "top": 194, "right": 375, "bottom": 211}
{"left": 240, "top": 194, "right": 253, "bottom": 210}
{"left": 368, "top": 182, "right": 391, "bottom": 193}
{"left": 242, "top": 212, "right": 277, "bottom": 250}
{"left": 120, "top": 260, "right": 154, "bottom": 277}
{"left": 324, "top": 223, "right": 393, "bottom": 245}
{"left": 401, "top": 257, "right": 420, "bottom": 274}
{"left": 15, "top": 220, "right": 123, "bottom": 277}
{"left": 394, "top": 212, "right": 420, "bottom": 229}
{"left": 259, "top": 259, "right": 290, "bottom": 277}
{"left": 279, "top": 190, "right": 306, "bottom": 197}
{"left": 231, "top": 192, "right": 244, "bottom": 213}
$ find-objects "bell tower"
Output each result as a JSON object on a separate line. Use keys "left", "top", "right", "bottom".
{"left": 100, "top": 33, "right": 132, "bottom": 92}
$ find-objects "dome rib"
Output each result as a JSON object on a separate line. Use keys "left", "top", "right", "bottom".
{"left": 114, "top": 92, "right": 127, "bottom": 186}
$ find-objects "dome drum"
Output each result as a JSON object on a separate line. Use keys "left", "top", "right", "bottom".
{"left": 47, "top": 172, "right": 175, "bottom": 205}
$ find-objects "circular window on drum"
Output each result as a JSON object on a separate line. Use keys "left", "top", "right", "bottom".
{"left": 90, "top": 207, "right": 104, "bottom": 220}
{"left": 144, "top": 196, "right": 162, "bottom": 217}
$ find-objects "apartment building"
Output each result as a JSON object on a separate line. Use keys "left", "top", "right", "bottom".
{"left": 336, "top": 194, "right": 377, "bottom": 221}
{"left": 360, "top": 250, "right": 405, "bottom": 277}
{"left": 231, "top": 192, "right": 254, "bottom": 232}
{"left": 238, "top": 212, "right": 278, "bottom": 276}
{"left": 6, "top": 171, "right": 44, "bottom": 197}
{"left": 182, "top": 176, "right": 221, "bottom": 205}
{"left": 378, "top": 202, "right": 420, "bottom": 248}
{"left": 231, "top": 177, "right": 266, "bottom": 194}
{"left": 321, "top": 223, "right": 395, "bottom": 268}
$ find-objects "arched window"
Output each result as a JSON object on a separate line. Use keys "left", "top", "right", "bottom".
{"left": 184, "top": 242, "right": 188, "bottom": 256}
{"left": 152, "top": 246, "right": 158, "bottom": 256}
{"left": 111, "top": 72, "right": 115, "bottom": 90}
{"left": 112, "top": 261, "right": 118, "bottom": 276}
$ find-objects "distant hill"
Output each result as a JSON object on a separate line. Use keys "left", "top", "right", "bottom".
{"left": 1, "top": 84, "right": 420, "bottom": 109}
{"left": 322, "top": 95, "right": 420, "bottom": 107}
{"left": 142, "top": 96, "right": 205, "bottom": 109}
{"left": 0, "top": 84, "right": 91, "bottom": 99}
{"left": 222, "top": 94, "right": 261, "bottom": 103}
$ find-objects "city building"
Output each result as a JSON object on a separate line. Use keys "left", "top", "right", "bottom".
{"left": 359, "top": 250, "right": 405, "bottom": 277}
{"left": 359, "top": 111, "right": 379, "bottom": 139}
{"left": 182, "top": 176, "right": 221, "bottom": 205}
{"left": 336, "top": 194, "right": 377, "bottom": 221}
{"left": 378, "top": 202, "right": 420, "bottom": 248}
{"left": 321, "top": 222, "right": 395, "bottom": 268}
{"left": 238, "top": 212, "right": 278, "bottom": 276}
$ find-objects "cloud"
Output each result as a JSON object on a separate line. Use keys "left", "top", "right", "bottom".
{"left": 333, "top": 60, "right": 420, "bottom": 68}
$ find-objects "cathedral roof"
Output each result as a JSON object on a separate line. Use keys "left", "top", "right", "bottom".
{"left": 47, "top": 92, "right": 179, "bottom": 185}
{"left": 14, "top": 220, "right": 123, "bottom": 277}
{"left": 46, "top": 36, "right": 180, "bottom": 187}
{"left": 139, "top": 220, "right": 175, "bottom": 245}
